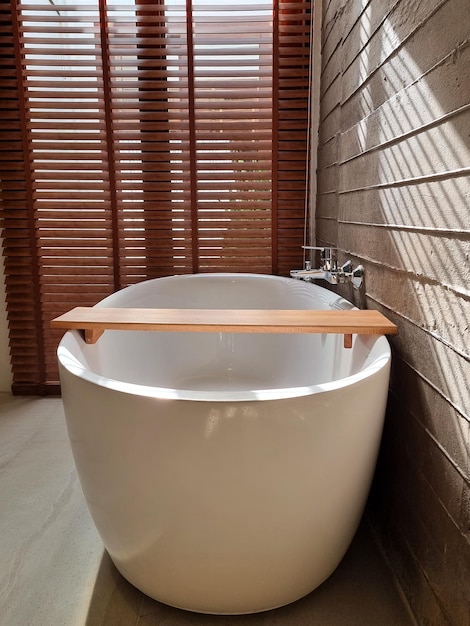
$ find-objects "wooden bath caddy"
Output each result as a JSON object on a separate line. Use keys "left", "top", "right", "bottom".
{"left": 51, "top": 307, "right": 397, "bottom": 349}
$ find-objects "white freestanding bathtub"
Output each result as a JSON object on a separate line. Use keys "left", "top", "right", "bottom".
{"left": 58, "top": 273, "right": 391, "bottom": 615}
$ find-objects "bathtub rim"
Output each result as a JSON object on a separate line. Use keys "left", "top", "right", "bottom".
{"left": 57, "top": 273, "right": 392, "bottom": 403}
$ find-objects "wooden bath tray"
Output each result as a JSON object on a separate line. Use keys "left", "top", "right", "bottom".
{"left": 51, "top": 307, "right": 397, "bottom": 348}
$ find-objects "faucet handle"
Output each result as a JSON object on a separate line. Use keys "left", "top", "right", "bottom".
{"left": 339, "top": 260, "right": 364, "bottom": 289}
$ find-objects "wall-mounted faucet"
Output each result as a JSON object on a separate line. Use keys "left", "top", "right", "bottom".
{"left": 290, "top": 247, "right": 364, "bottom": 289}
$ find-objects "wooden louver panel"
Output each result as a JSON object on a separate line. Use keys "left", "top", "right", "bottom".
{"left": 0, "top": 0, "right": 45, "bottom": 390}
{"left": 107, "top": 0, "right": 194, "bottom": 281}
{"left": 275, "top": 0, "right": 312, "bottom": 275}
{"left": 16, "top": 1, "right": 116, "bottom": 386}
{"left": 0, "top": 0, "right": 312, "bottom": 392}
{"left": 191, "top": 3, "right": 273, "bottom": 273}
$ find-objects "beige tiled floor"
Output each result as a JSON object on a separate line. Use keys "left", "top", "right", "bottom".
{"left": 0, "top": 394, "right": 416, "bottom": 626}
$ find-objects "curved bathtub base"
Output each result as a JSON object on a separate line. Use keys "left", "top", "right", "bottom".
{"left": 115, "top": 542, "right": 346, "bottom": 615}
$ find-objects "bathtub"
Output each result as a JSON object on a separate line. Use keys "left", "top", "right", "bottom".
{"left": 58, "top": 273, "right": 391, "bottom": 615}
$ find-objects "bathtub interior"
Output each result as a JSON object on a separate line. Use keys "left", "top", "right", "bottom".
{"left": 58, "top": 274, "right": 391, "bottom": 398}
{"left": 96, "top": 272, "right": 355, "bottom": 311}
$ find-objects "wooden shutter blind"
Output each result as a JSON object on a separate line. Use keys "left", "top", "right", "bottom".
{"left": 0, "top": 0, "right": 312, "bottom": 394}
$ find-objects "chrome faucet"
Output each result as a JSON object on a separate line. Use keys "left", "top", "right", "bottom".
{"left": 290, "top": 247, "right": 364, "bottom": 289}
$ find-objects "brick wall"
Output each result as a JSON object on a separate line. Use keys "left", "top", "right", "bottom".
{"left": 315, "top": 1, "right": 470, "bottom": 624}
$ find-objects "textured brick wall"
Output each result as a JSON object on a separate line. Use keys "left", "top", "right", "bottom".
{"left": 315, "top": 1, "right": 470, "bottom": 624}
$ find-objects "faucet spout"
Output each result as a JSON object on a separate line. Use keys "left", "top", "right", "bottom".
{"left": 290, "top": 268, "right": 339, "bottom": 283}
